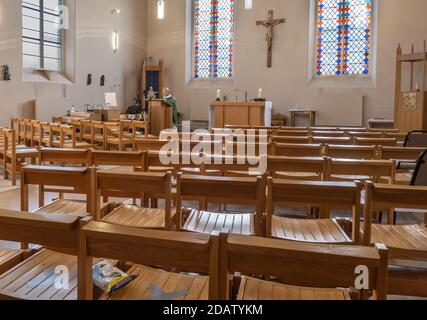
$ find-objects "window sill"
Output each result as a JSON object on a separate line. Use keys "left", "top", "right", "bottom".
{"left": 187, "top": 78, "right": 234, "bottom": 89}
{"left": 307, "top": 76, "right": 376, "bottom": 89}
{"left": 22, "top": 69, "right": 74, "bottom": 85}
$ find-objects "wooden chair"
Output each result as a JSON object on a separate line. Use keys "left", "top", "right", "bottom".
{"left": 40, "top": 122, "right": 53, "bottom": 147}
{"left": 266, "top": 178, "right": 362, "bottom": 244}
{"left": 0, "top": 209, "right": 91, "bottom": 300}
{"left": 272, "top": 136, "right": 311, "bottom": 144}
{"left": 105, "top": 122, "right": 135, "bottom": 151}
{"left": 177, "top": 174, "right": 266, "bottom": 236}
{"left": 21, "top": 165, "right": 96, "bottom": 218}
{"left": 219, "top": 233, "right": 388, "bottom": 300}
{"left": 312, "top": 137, "right": 352, "bottom": 145}
{"left": 273, "top": 143, "right": 322, "bottom": 157}
{"left": 267, "top": 156, "right": 327, "bottom": 181}
{"left": 90, "top": 121, "right": 107, "bottom": 150}
{"left": 61, "top": 125, "right": 93, "bottom": 149}
{"left": 3, "top": 129, "right": 38, "bottom": 185}
{"left": 311, "top": 130, "right": 346, "bottom": 137}
{"left": 224, "top": 141, "right": 272, "bottom": 157}
{"left": 94, "top": 170, "right": 174, "bottom": 230}
{"left": 364, "top": 182, "right": 427, "bottom": 297}
{"left": 355, "top": 137, "right": 397, "bottom": 147}
{"left": 133, "top": 120, "right": 150, "bottom": 140}
{"left": 378, "top": 146, "right": 425, "bottom": 185}
{"left": 80, "top": 120, "right": 93, "bottom": 143}
{"left": 79, "top": 221, "right": 219, "bottom": 300}
{"left": 49, "top": 123, "right": 63, "bottom": 148}
{"left": 324, "top": 144, "right": 377, "bottom": 160}
{"left": 38, "top": 148, "right": 93, "bottom": 166}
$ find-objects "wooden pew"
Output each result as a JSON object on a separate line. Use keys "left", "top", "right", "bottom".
{"left": 273, "top": 143, "right": 323, "bottom": 157}
{"left": 349, "top": 132, "right": 383, "bottom": 139}
{"left": 219, "top": 233, "right": 388, "bottom": 300}
{"left": 324, "top": 144, "right": 377, "bottom": 160}
{"left": 0, "top": 209, "right": 91, "bottom": 300}
{"left": 378, "top": 146, "right": 425, "bottom": 161}
{"left": 364, "top": 182, "right": 427, "bottom": 297}
{"left": 311, "top": 130, "right": 346, "bottom": 137}
{"left": 275, "top": 130, "right": 310, "bottom": 137}
{"left": 177, "top": 174, "right": 266, "bottom": 236}
{"left": 135, "top": 138, "right": 169, "bottom": 152}
{"left": 267, "top": 156, "right": 326, "bottom": 181}
{"left": 266, "top": 178, "right": 362, "bottom": 244}
{"left": 272, "top": 136, "right": 311, "bottom": 144}
{"left": 79, "top": 222, "right": 219, "bottom": 300}
{"left": 94, "top": 170, "right": 173, "bottom": 230}
{"left": 312, "top": 137, "right": 352, "bottom": 145}
{"left": 355, "top": 137, "right": 397, "bottom": 147}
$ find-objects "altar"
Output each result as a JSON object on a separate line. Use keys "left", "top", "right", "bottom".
{"left": 209, "top": 101, "right": 272, "bottom": 128}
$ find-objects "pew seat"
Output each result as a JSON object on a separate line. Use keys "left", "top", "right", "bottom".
{"left": 99, "top": 265, "right": 209, "bottom": 300}
{"left": 183, "top": 210, "right": 254, "bottom": 235}
{"left": 102, "top": 205, "right": 177, "bottom": 230}
{"left": 270, "top": 216, "right": 351, "bottom": 244}
{"left": 0, "top": 249, "right": 23, "bottom": 275}
{"left": 237, "top": 276, "right": 351, "bottom": 300}
{"left": 0, "top": 250, "right": 78, "bottom": 300}
{"left": 33, "top": 199, "right": 109, "bottom": 217}
{"left": 370, "top": 224, "right": 427, "bottom": 260}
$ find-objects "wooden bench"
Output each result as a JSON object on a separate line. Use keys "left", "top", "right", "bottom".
{"left": 219, "top": 233, "right": 388, "bottom": 300}
{"left": 273, "top": 143, "right": 323, "bottom": 157}
{"left": 266, "top": 179, "right": 362, "bottom": 244}
{"left": 177, "top": 174, "right": 266, "bottom": 236}
{"left": 79, "top": 222, "right": 219, "bottom": 300}
{"left": 355, "top": 137, "right": 397, "bottom": 147}
{"left": 324, "top": 144, "right": 377, "bottom": 160}
{"left": 39, "top": 148, "right": 92, "bottom": 166}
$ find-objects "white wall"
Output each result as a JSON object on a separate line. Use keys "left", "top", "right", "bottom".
{"left": 146, "top": 0, "right": 427, "bottom": 125}
{"left": 0, "top": 0, "right": 147, "bottom": 126}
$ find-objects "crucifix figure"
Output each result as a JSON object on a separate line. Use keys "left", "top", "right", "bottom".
{"left": 256, "top": 10, "right": 286, "bottom": 68}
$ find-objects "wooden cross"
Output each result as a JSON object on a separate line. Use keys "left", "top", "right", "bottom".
{"left": 256, "top": 10, "right": 286, "bottom": 68}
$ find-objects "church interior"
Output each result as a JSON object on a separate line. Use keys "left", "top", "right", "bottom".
{"left": 0, "top": 0, "right": 427, "bottom": 302}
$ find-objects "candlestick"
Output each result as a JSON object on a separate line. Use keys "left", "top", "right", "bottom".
{"left": 216, "top": 89, "right": 221, "bottom": 101}
{"left": 258, "top": 88, "right": 263, "bottom": 99}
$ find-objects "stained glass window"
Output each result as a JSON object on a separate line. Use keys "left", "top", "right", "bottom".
{"left": 194, "top": 0, "right": 234, "bottom": 79}
{"left": 316, "top": 0, "right": 372, "bottom": 77}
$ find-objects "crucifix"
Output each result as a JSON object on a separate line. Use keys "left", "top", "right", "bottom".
{"left": 256, "top": 10, "right": 286, "bottom": 68}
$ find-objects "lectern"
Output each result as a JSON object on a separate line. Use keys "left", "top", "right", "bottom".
{"left": 394, "top": 44, "right": 427, "bottom": 132}
{"left": 149, "top": 99, "right": 173, "bottom": 136}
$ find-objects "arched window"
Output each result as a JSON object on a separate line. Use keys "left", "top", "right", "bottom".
{"left": 315, "top": 0, "right": 373, "bottom": 77}
{"left": 193, "top": 0, "right": 235, "bottom": 79}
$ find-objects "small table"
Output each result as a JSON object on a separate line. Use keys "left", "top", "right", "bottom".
{"left": 290, "top": 109, "right": 316, "bottom": 127}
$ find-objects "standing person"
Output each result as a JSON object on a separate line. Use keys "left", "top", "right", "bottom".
{"left": 163, "top": 87, "right": 178, "bottom": 127}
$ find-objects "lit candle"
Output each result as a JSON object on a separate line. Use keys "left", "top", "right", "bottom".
{"left": 258, "top": 88, "right": 263, "bottom": 99}
{"left": 415, "top": 83, "right": 419, "bottom": 92}
{"left": 216, "top": 89, "right": 221, "bottom": 100}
